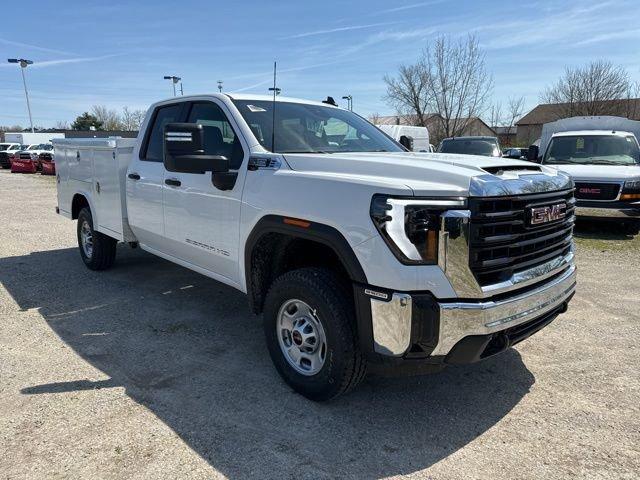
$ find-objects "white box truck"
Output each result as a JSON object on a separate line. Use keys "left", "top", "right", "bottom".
{"left": 376, "top": 124, "right": 433, "bottom": 152}
{"left": 4, "top": 132, "right": 65, "bottom": 144}
{"left": 53, "top": 93, "right": 577, "bottom": 400}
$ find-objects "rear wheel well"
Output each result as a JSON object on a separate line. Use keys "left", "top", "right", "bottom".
{"left": 71, "top": 194, "right": 89, "bottom": 219}
{"left": 249, "top": 233, "right": 353, "bottom": 314}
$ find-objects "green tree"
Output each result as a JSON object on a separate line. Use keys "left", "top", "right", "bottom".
{"left": 71, "top": 112, "right": 103, "bottom": 131}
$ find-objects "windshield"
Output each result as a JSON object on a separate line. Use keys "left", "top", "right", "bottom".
{"left": 231, "top": 100, "right": 403, "bottom": 154}
{"left": 544, "top": 135, "right": 640, "bottom": 165}
{"left": 0, "top": 144, "right": 10, "bottom": 150}
{"left": 439, "top": 138, "right": 500, "bottom": 157}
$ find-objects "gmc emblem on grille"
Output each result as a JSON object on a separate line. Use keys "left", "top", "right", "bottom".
{"left": 529, "top": 203, "right": 567, "bottom": 226}
{"left": 579, "top": 187, "right": 601, "bottom": 194}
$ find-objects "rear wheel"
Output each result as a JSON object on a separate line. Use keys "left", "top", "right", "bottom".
{"left": 263, "top": 268, "right": 366, "bottom": 401}
{"left": 77, "top": 207, "right": 117, "bottom": 270}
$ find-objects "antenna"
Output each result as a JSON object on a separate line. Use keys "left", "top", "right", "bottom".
{"left": 268, "top": 61, "right": 278, "bottom": 153}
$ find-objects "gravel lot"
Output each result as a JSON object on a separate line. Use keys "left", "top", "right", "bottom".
{"left": 1, "top": 169, "right": 639, "bottom": 479}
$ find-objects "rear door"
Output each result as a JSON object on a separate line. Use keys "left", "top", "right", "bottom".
{"left": 162, "top": 99, "right": 248, "bottom": 285}
{"left": 126, "top": 102, "right": 186, "bottom": 250}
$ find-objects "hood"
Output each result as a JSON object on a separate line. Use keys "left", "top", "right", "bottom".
{"left": 282, "top": 152, "right": 572, "bottom": 197}
{"left": 550, "top": 164, "right": 640, "bottom": 182}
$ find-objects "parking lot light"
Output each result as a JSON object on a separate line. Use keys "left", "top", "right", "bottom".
{"left": 7, "top": 58, "right": 35, "bottom": 133}
{"left": 163, "top": 75, "right": 182, "bottom": 97}
{"left": 342, "top": 95, "right": 353, "bottom": 111}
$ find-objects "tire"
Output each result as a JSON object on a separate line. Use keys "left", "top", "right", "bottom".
{"left": 77, "top": 207, "right": 117, "bottom": 270}
{"left": 263, "top": 268, "right": 366, "bottom": 401}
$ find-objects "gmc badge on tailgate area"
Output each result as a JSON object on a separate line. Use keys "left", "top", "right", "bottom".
{"left": 529, "top": 203, "right": 567, "bottom": 226}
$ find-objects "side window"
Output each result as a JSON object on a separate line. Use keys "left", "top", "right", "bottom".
{"left": 143, "top": 104, "right": 183, "bottom": 162}
{"left": 187, "top": 102, "right": 244, "bottom": 169}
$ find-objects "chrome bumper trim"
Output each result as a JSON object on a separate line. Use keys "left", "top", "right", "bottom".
{"left": 370, "top": 293, "right": 412, "bottom": 356}
{"left": 575, "top": 206, "right": 640, "bottom": 219}
{"left": 481, "top": 249, "right": 574, "bottom": 296}
{"left": 432, "top": 264, "right": 576, "bottom": 356}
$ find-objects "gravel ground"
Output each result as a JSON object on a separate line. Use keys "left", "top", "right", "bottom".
{"left": 0, "top": 169, "right": 638, "bottom": 480}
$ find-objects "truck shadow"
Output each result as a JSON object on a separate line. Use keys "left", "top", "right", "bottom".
{"left": 573, "top": 219, "right": 637, "bottom": 240}
{"left": 1, "top": 246, "right": 534, "bottom": 479}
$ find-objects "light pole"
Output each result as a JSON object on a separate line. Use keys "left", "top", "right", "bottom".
{"left": 163, "top": 75, "right": 181, "bottom": 97}
{"left": 342, "top": 95, "right": 353, "bottom": 111}
{"left": 8, "top": 58, "right": 34, "bottom": 132}
{"left": 217, "top": 80, "right": 223, "bottom": 92}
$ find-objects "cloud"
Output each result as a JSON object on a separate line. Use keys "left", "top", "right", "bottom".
{"left": 0, "top": 53, "right": 124, "bottom": 69}
{"left": 31, "top": 54, "right": 125, "bottom": 69}
{"left": 231, "top": 79, "right": 273, "bottom": 93}
{"left": 370, "top": 1, "right": 445, "bottom": 15}
{"left": 479, "top": 0, "right": 624, "bottom": 50}
{"left": 282, "top": 22, "right": 400, "bottom": 39}
{"left": 0, "top": 37, "right": 77, "bottom": 56}
{"left": 574, "top": 29, "right": 640, "bottom": 46}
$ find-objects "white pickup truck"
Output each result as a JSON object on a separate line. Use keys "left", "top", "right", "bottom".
{"left": 53, "top": 93, "right": 577, "bottom": 400}
{"left": 531, "top": 116, "right": 640, "bottom": 234}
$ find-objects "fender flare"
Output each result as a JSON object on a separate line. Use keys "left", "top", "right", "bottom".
{"left": 244, "top": 215, "right": 368, "bottom": 311}
{"left": 71, "top": 191, "right": 98, "bottom": 225}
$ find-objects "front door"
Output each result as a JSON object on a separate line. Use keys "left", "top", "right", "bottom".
{"left": 162, "top": 100, "right": 248, "bottom": 286}
{"left": 126, "top": 102, "right": 185, "bottom": 249}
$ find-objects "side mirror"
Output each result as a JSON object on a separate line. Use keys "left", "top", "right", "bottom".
{"left": 527, "top": 145, "right": 540, "bottom": 163}
{"left": 163, "top": 123, "right": 230, "bottom": 174}
{"left": 399, "top": 135, "right": 414, "bottom": 151}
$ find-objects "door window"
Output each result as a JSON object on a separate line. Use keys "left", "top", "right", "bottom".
{"left": 187, "top": 102, "right": 244, "bottom": 169}
{"left": 142, "top": 103, "right": 183, "bottom": 162}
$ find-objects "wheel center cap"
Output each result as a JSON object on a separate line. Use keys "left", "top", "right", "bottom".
{"left": 292, "top": 330, "right": 303, "bottom": 346}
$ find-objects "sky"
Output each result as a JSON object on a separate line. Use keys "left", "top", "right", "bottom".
{"left": 1, "top": 0, "right": 639, "bottom": 128}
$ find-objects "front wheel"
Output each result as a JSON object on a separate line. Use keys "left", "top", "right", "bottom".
{"left": 77, "top": 207, "right": 117, "bottom": 270}
{"left": 263, "top": 268, "right": 366, "bottom": 401}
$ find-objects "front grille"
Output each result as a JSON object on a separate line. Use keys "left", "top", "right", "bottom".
{"left": 39, "top": 153, "right": 53, "bottom": 161}
{"left": 574, "top": 182, "right": 620, "bottom": 201}
{"left": 0, "top": 152, "right": 9, "bottom": 166}
{"left": 468, "top": 189, "right": 575, "bottom": 287}
{"left": 19, "top": 153, "right": 31, "bottom": 160}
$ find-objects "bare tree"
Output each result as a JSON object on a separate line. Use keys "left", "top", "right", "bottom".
{"left": 489, "top": 101, "right": 503, "bottom": 129}
{"left": 383, "top": 63, "right": 432, "bottom": 127}
{"left": 384, "top": 35, "right": 493, "bottom": 143}
{"left": 91, "top": 105, "right": 123, "bottom": 130}
{"left": 541, "top": 60, "right": 634, "bottom": 118}
{"left": 368, "top": 112, "right": 381, "bottom": 124}
{"left": 121, "top": 107, "right": 145, "bottom": 131}
{"left": 54, "top": 120, "right": 70, "bottom": 130}
{"left": 428, "top": 35, "right": 493, "bottom": 140}
{"left": 504, "top": 96, "right": 525, "bottom": 135}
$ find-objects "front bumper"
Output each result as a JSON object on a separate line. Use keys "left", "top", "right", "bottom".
{"left": 575, "top": 200, "right": 640, "bottom": 220}
{"left": 356, "top": 263, "right": 576, "bottom": 365}
{"left": 435, "top": 263, "right": 576, "bottom": 356}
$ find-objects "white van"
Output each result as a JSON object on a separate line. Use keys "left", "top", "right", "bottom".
{"left": 376, "top": 125, "right": 432, "bottom": 152}
{"left": 531, "top": 116, "right": 640, "bottom": 234}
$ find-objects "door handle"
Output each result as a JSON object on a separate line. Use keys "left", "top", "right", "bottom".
{"left": 128, "top": 173, "right": 140, "bottom": 180}
{"left": 165, "top": 178, "right": 181, "bottom": 187}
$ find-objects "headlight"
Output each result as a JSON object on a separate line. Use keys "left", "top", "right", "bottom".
{"left": 370, "top": 195, "right": 466, "bottom": 265}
